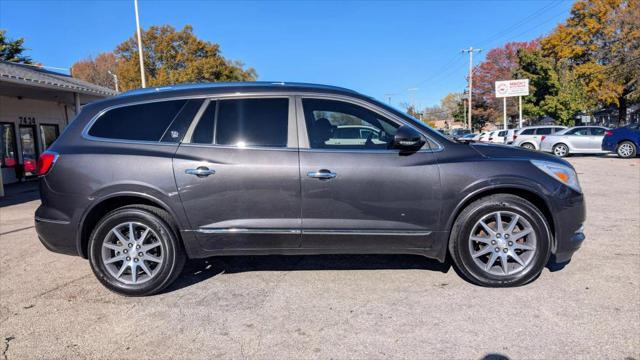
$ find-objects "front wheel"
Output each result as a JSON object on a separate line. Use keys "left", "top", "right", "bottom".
{"left": 617, "top": 141, "right": 637, "bottom": 158}
{"left": 449, "top": 194, "right": 551, "bottom": 287}
{"left": 88, "top": 205, "right": 185, "bottom": 296}
{"left": 553, "top": 143, "right": 569, "bottom": 157}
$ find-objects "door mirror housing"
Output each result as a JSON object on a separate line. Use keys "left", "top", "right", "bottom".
{"left": 393, "top": 125, "right": 426, "bottom": 151}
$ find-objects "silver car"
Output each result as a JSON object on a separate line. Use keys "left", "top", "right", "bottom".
{"left": 513, "top": 126, "right": 566, "bottom": 150}
{"left": 540, "top": 126, "right": 610, "bottom": 157}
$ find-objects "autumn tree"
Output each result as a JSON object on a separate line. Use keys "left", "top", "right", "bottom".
{"left": 71, "top": 24, "right": 257, "bottom": 91}
{"left": 0, "top": 30, "right": 32, "bottom": 64}
{"left": 115, "top": 25, "right": 256, "bottom": 90}
{"left": 541, "top": 0, "right": 640, "bottom": 123}
{"left": 472, "top": 41, "right": 539, "bottom": 124}
{"left": 440, "top": 92, "right": 466, "bottom": 123}
{"left": 71, "top": 52, "right": 117, "bottom": 89}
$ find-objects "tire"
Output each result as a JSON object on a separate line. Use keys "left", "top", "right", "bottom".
{"left": 449, "top": 194, "right": 551, "bottom": 287}
{"left": 88, "top": 205, "right": 186, "bottom": 296}
{"left": 521, "top": 143, "right": 536, "bottom": 150}
{"left": 552, "top": 143, "right": 569, "bottom": 157}
{"left": 617, "top": 141, "right": 637, "bottom": 158}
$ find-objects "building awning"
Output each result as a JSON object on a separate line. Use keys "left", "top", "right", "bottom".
{"left": 0, "top": 61, "right": 117, "bottom": 97}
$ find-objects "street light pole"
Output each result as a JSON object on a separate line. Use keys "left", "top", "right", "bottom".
{"left": 461, "top": 47, "right": 482, "bottom": 130}
{"left": 134, "top": 0, "right": 146, "bottom": 88}
{"left": 108, "top": 71, "right": 119, "bottom": 92}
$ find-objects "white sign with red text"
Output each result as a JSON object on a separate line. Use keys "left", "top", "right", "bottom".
{"left": 495, "top": 79, "right": 529, "bottom": 98}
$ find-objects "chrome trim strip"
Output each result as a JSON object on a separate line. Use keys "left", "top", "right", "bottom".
{"left": 192, "top": 228, "right": 431, "bottom": 236}
{"left": 194, "top": 228, "right": 301, "bottom": 235}
{"left": 34, "top": 216, "right": 70, "bottom": 225}
{"left": 302, "top": 230, "right": 432, "bottom": 236}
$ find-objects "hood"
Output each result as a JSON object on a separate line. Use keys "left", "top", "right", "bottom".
{"left": 470, "top": 142, "right": 571, "bottom": 166}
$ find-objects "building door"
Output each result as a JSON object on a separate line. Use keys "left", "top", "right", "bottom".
{"left": 39, "top": 124, "right": 59, "bottom": 151}
{"left": 1, "top": 123, "right": 19, "bottom": 184}
{"left": 19, "top": 125, "right": 38, "bottom": 177}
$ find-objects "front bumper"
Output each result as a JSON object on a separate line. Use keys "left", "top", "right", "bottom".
{"left": 554, "top": 226, "right": 585, "bottom": 263}
{"left": 550, "top": 187, "right": 586, "bottom": 263}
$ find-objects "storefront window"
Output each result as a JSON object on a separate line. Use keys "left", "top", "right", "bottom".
{"left": 39, "top": 124, "right": 59, "bottom": 151}
{"left": 1, "top": 123, "right": 18, "bottom": 168}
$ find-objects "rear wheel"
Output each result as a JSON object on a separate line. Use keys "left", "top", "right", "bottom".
{"left": 450, "top": 194, "right": 551, "bottom": 287}
{"left": 553, "top": 143, "right": 569, "bottom": 157}
{"left": 88, "top": 205, "right": 185, "bottom": 296}
{"left": 617, "top": 141, "right": 636, "bottom": 158}
{"left": 521, "top": 143, "right": 536, "bottom": 150}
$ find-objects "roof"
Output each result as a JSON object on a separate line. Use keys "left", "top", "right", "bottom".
{"left": 117, "top": 81, "right": 359, "bottom": 98}
{"left": 0, "top": 61, "right": 118, "bottom": 97}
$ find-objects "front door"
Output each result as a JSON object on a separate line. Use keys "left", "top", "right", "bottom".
{"left": 173, "top": 97, "right": 301, "bottom": 251}
{"left": 298, "top": 97, "right": 441, "bottom": 251}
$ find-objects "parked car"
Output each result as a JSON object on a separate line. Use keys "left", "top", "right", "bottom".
{"left": 539, "top": 126, "right": 610, "bottom": 157}
{"left": 475, "top": 131, "right": 490, "bottom": 142}
{"left": 504, "top": 129, "right": 518, "bottom": 145}
{"left": 456, "top": 133, "right": 477, "bottom": 143}
{"left": 488, "top": 130, "right": 507, "bottom": 144}
{"left": 601, "top": 123, "right": 640, "bottom": 158}
{"left": 35, "top": 82, "right": 585, "bottom": 295}
{"left": 450, "top": 128, "right": 471, "bottom": 138}
{"left": 513, "top": 126, "right": 567, "bottom": 150}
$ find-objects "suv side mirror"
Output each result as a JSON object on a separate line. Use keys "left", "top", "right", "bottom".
{"left": 393, "top": 125, "right": 426, "bottom": 151}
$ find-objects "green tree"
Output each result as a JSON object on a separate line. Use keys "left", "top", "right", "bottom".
{"left": 115, "top": 25, "right": 256, "bottom": 90}
{"left": 0, "top": 30, "right": 32, "bottom": 64}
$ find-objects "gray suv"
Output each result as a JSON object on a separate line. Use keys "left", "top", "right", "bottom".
{"left": 35, "top": 82, "right": 586, "bottom": 296}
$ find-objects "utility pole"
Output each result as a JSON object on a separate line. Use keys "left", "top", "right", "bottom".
{"left": 108, "top": 70, "right": 119, "bottom": 92}
{"left": 461, "top": 47, "right": 482, "bottom": 130}
{"left": 134, "top": 0, "right": 146, "bottom": 88}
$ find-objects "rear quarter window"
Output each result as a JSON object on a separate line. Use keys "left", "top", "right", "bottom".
{"left": 88, "top": 99, "right": 201, "bottom": 142}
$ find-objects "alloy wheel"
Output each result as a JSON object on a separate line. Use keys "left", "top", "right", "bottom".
{"left": 553, "top": 144, "right": 568, "bottom": 157}
{"left": 468, "top": 211, "right": 537, "bottom": 276}
{"left": 618, "top": 143, "right": 634, "bottom": 158}
{"left": 101, "top": 222, "right": 164, "bottom": 285}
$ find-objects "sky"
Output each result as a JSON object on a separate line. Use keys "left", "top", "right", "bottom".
{"left": 0, "top": 0, "right": 573, "bottom": 108}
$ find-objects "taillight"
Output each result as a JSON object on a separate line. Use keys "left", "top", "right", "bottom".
{"left": 37, "top": 151, "right": 59, "bottom": 176}
{"left": 605, "top": 130, "right": 613, "bottom": 136}
{"left": 513, "top": 135, "right": 518, "bottom": 141}
{"left": 541, "top": 136, "right": 546, "bottom": 142}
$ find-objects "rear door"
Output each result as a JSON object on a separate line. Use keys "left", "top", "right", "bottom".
{"left": 587, "top": 127, "right": 607, "bottom": 152}
{"left": 173, "top": 96, "right": 301, "bottom": 250}
{"left": 297, "top": 96, "right": 441, "bottom": 251}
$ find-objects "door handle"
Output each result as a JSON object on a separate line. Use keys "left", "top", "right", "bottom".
{"left": 307, "top": 169, "right": 336, "bottom": 180}
{"left": 185, "top": 167, "right": 216, "bottom": 177}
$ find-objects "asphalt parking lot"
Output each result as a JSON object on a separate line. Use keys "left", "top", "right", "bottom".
{"left": 1, "top": 155, "right": 639, "bottom": 359}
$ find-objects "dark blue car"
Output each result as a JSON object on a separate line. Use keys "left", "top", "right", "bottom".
{"left": 602, "top": 123, "right": 640, "bottom": 158}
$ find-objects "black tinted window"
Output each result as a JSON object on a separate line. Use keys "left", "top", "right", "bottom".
{"left": 566, "top": 128, "right": 590, "bottom": 136}
{"left": 590, "top": 127, "right": 605, "bottom": 135}
{"left": 191, "top": 102, "right": 216, "bottom": 144}
{"left": 216, "top": 98, "right": 288, "bottom": 147}
{"left": 302, "top": 98, "right": 399, "bottom": 150}
{"left": 160, "top": 99, "right": 204, "bottom": 143}
{"left": 89, "top": 100, "right": 188, "bottom": 141}
{"left": 520, "top": 128, "right": 535, "bottom": 135}
{"left": 535, "top": 127, "right": 552, "bottom": 135}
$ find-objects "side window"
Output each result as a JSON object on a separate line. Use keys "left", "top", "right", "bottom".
{"left": 553, "top": 127, "right": 565, "bottom": 133}
{"left": 191, "top": 98, "right": 289, "bottom": 147}
{"left": 88, "top": 99, "right": 190, "bottom": 142}
{"left": 302, "top": 98, "right": 399, "bottom": 150}
{"left": 520, "top": 128, "right": 535, "bottom": 135}
{"left": 535, "top": 127, "right": 552, "bottom": 135}
{"left": 160, "top": 99, "right": 204, "bottom": 143}
{"left": 498, "top": 130, "right": 507, "bottom": 137}
{"left": 566, "top": 128, "right": 590, "bottom": 136}
{"left": 590, "top": 127, "right": 605, "bottom": 136}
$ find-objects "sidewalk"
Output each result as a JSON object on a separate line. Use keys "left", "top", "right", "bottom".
{"left": 0, "top": 180, "right": 40, "bottom": 208}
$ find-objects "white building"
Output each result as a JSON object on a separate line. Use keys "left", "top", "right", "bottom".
{"left": 0, "top": 61, "right": 116, "bottom": 192}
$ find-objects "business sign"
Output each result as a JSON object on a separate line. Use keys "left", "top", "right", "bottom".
{"left": 495, "top": 79, "right": 529, "bottom": 98}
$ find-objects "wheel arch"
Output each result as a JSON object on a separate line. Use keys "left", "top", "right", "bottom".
{"left": 77, "top": 192, "right": 182, "bottom": 258}
{"left": 445, "top": 185, "right": 556, "bottom": 256}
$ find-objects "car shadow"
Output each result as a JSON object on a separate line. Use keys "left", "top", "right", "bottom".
{"left": 164, "top": 254, "right": 452, "bottom": 293}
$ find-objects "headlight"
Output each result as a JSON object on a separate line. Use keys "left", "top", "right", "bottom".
{"left": 530, "top": 160, "right": 582, "bottom": 193}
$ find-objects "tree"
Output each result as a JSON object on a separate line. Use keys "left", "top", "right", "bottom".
{"left": 114, "top": 25, "right": 256, "bottom": 91}
{"left": 541, "top": 0, "right": 640, "bottom": 123}
{"left": 71, "top": 52, "right": 117, "bottom": 89}
{"left": 472, "top": 41, "right": 539, "bottom": 124}
{"left": 0, "top": 30, "right": 32, "bottom": 64}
